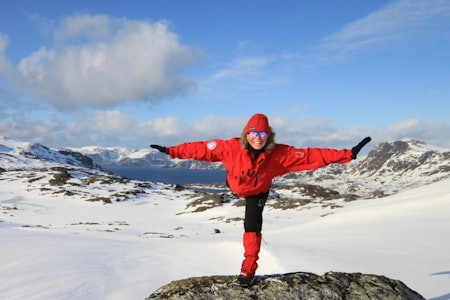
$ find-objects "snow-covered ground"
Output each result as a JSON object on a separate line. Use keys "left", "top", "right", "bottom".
{"left": 1, "top": 170, "right": 449, "bottom": 300}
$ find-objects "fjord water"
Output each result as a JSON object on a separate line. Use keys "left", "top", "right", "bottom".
{"left": 104, "top": 165, "right": 227, "bottom": 185}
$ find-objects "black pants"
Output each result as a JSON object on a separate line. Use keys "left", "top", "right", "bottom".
{"left": 244, "top": 191, "right": 269, "bottom": 233}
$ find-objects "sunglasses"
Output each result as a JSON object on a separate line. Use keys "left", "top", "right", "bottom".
{"left": 247, "top": 131, "right": 269, "bottom": 138}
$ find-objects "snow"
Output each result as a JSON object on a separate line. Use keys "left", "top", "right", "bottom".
{"left": 67, "top": 146, "right": 152, "bottom": 163}
{"left": 0, "top": 137, "right": 85, "bottom": 170}
{"left": 1, "top": 136, "right": 449, "bottom": 299}
{"left": 1, "top": 170, "right": 449, "bottom": 300}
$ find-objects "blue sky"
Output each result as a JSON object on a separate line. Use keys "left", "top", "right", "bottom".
{"left": 0, "top": 0, "right": 449, "bottom": 150}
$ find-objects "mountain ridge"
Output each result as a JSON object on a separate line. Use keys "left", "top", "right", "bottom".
{"left": 1, "top": 136, "right": 449, "bottom": 200}
{"left": 65, "top": 144, "right": 223, "bottom": 169}
{"left": 275, "top": 138, "right": 450, "bottom": 198}
{"left": 0, "top": 136, "right": 101, "bottom": 171}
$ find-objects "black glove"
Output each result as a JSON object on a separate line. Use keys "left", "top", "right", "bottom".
{"left": 351, "top": 137, "right": 371, "bottom": 158}
{"left": 150, "top": 144, "right": 168, "bottom": 154}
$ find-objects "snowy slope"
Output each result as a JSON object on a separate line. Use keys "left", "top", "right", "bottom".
{"left": 0, "top": 136, "right": 99, "bottom": 171}
{"left": 1, "top": 136, "right": 449, "bottom": 299}
{"left": 1, "top": 172, "right": 449, "bottom": 299}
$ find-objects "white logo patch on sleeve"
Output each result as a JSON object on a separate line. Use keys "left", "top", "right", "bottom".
{"left": 207, "top": 141, "right": 217, "bottom": 150}
{"left": 295, "top": 151, "right": 305, "bottom": 158}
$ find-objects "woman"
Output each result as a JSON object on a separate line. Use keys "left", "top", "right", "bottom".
{"left": 151, "top": 113, "right": 371, "bottom": 287}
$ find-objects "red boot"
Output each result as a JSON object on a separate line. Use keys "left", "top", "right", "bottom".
{"left": 238, "top": 232, "right": 262, "bottom": 286}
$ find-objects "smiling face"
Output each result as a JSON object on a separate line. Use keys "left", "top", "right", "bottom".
{"left": 246, "top": 131, "right": 269, "bottom": 150}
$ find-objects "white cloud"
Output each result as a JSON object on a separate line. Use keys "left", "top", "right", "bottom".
{"left": 381, "top": 119, "right": 450, "bottom": 147}
{"left": 53, "top": 14, "right": 112, "bottom": 45}
{"left": 1, "top": 109, "right": 449, "bottom": 150}
{"left": 89, "top": 110, "right": 136, "bottom": 133}
{"left": 192, "top": 114, "right": 244, "bottom": 138}
{"left": 0, "top": 34, "right": 13, "bottom": 75}
{"left": 206, "top": 54, "right": 291, "bottom": 96}
{"left": 317, "top": 0, "right": 450, "bottom": 57}
{"left": 212, "top": 56, "right": 269, "bottom": 81}
{"left": 142, "top": 116, "right": 183, "bottom": 137}
{"left": 0, "top": 115, "right": 60, "bottom": 142}
{"left": 15, "top": 14, "right": 203, "bottom": 109}
{"left": 268, "top": 116, "right": 363, "bottom": 149}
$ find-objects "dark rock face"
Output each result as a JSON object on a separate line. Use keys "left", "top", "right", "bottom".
{"left": 147, "top": 272, "right": 424, "bottom": 300}
{"left": 354, "top": 139, "right": 450, "bottom": 177}
{"left": 57, "top": 149, "right": 100, "bottom": 169}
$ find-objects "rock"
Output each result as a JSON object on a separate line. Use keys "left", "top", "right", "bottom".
{"left": 146, "top": 272, "right": 424, "bottom": 300}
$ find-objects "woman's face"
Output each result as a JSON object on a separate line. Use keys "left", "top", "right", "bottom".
{"left": 246, "top": 131, "right": 269, "bottom": 150}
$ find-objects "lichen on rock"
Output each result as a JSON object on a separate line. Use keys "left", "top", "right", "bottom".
{"left": 146, "top": 272, "right": 425, "bottom": 300}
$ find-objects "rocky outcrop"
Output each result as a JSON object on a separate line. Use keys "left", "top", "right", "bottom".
{"left": 354, "top": 139, "right": 450, "bottom": 177}
{"left": 146, "top": 272, "right": 424, "bottom": 300}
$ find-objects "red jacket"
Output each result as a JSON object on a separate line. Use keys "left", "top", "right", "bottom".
{"left": 167, "top": 138, "right": 353, "bottom": 198}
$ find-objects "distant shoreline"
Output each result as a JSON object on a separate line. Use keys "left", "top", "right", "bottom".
{"left": 103, "top": 165, "right": 227, "bottom": 185}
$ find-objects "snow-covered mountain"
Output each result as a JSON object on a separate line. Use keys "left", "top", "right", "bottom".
{"left": 68, "top": 138, "right": 450, "bottom": 193}
{"left": 66, "top": 145, "right": 224, "bottom": 169}
{"left": 0, "top": 136, "right": 101, "bottom": 171}
{"left": 2, "top": 136, "right": 449, "bottom": 200}
{"left": 275, "top": 138, "right": 450, "bottom": 198}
